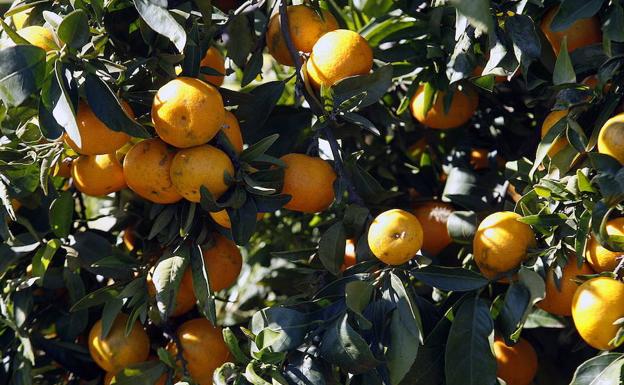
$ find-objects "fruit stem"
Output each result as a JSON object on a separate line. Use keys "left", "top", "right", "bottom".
{"left": 613, "top": 256, "right": 624, "bottom": 281}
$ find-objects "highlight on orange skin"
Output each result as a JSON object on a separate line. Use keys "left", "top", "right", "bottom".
{"left": 340, "top": 239, "right": 357, "bottom": 271}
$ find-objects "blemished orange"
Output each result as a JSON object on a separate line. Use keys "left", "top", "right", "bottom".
{"left": 280, "top": 153, "right": 337, "bottom": 213}
{"left": 88, "top": 313, "right": 150, "bottom": 373}
{"left": 537, "top": 257, "right": 594, "bottom": 316}
{"left": 147, "top": 267, "right": 196, "bottom": 317}
{"left": 170, "top": 144, "right": 234, "bottom": 202}
{"left": 585, "top": 217, "right": 624, "bottom": 272}
{"left": 202, "top": 234, "right": 242, "bottom": 291}
{"left": 412, "top": 201, "right": 453, "bottom": 256}
{"left": 598, "top": 113, "right": 624, "bottom": 165}
{"left": 16, "top": 26, "right": 57, "bottom": 51}
{"left": 64, "top": 101, "right": 133, "bottom": 155}
{"left": 222, "top": 111, "right": 244, "bottom": 153}
{"left": 123, "top": 138, "right": 182, "bottom": 204}
{"left": 572, "top": 276, "right": 624, "bottom": 350}
{"left": 493, "top": 336, "right": 538, "bottom": 385}
{"left": 473, "top": 211, "right": 536, "bottom": 280}
{"left": 540, "top": 6, "right": 601, "bottom": 56}
{"left": 152, "top": 77, "right": 225, "bottom": 148}
{"left": 410, "top": 85, "right": 479, "bottom": 129}
{"left": 340, "top": 239, "right": 357, "bottom": 271}
{"left": 368, "top": 209, "right": 424, "bottom": 265}
{"left": 200, "top": 47, "right": 226, "bottom": 86}
{"left": 306, "top": 29, "right": 373, "bottom": 88}
{"left": 541, "top": 110, "right": 568, "bottom": 157}
{"left": 168, "top": 318, "right": 230, "bottom": 385}
{"left": 209, "top": 209, "right": 263, "bottom": 229}
{"left": 266, "top": 5, "right": 339, "bottom": 66}
{"left": 72, "top": 154, "right": 126, "bottom": 196}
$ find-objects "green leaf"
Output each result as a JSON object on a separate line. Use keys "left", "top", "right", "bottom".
{"left": 549, "top": 0, "right": 604, "bottom": 32}
{"left": 333, "top": 65, "right": 394, "bottom": 110}
{"left": 133, "top": 0, "right": 186, "bottom": 52}
{"left": 318, "top": 221, "right": 346, "bottom": 275}
{"left": 100, "top": 299, "right": 123, "bottom": 338}
{"left": 341, "top": 112, "right": 380, "bottom": 135}
{"left": 111, "top": 360, "right": 167, "bottom": 385}
{"left": 53, "top": 62, "right": 80, "bottom": 145}
{"left": 49, "top": 190, "right": 73, "bottom": 238}
{"left": 569, "top": 353, "right": 624, "bottom": 385}
{"left": 0, "top": 45, "right": 46, "bottom": 107}
{"left": 445, "top": 297, "right": 496, "bottom": 385}
{"left": 241, "top": 49, "right": 264, "bottom": 87}
{"left": 223, "top": 328, "right": 250, "bottom": 364}
{"left": 604, "top": 4, "right": 624, "bottom": 43}
{"left": 319, "top": 313, "right": 381, "bottom": 374}
{"left": 412, "top": 266, "right": 489, "bottom": 292}
{"left": 553, "top": 39, "right": 576, "bottom": 85}
{"left": 238, "top": 81, "right": 285, "bottom": 134}
{"left": 189, "top": 241, "right": 215, "bottom": 324}
{"left": 71, "top": 285, "right": 121, "bottom": 311}
{"left": 57, "top": 10, "right": 90, "bottom": 49}
{"left": 446, "top": 211, "right": 477, "bottom": 244}
{"left": 84, "top": 74, "right": 149, "bottom": 138}
{"left": 523, "top": 308, "right": 566, "bottom": 329}
{"left": 448, "top": 0, "right": 493, "bottom": 34}
{"left": 517, "top": 213, "right": 567, "bottom": 226}
{"left": 225, "top": 14, "right": 253, "bottom": 68}
{"left": 250, "top": 307, "right": 309, "bottom": 352}
{"left": 345, "top": 280, "right": 373, "bottom": 329}
{"left": 506, "top": 14, "right": 541, "bottom": 66}
{"left": 152, "top": 250, "right": 189, "bottom": 318}
{"left": 239, "top": 134, "right": 280, "bottom": 165}
{"left": 31, "top": 239, "right": 60, "bottom": 281}
{"left": 229, "top": 198, "right": 258, "bottom": 246}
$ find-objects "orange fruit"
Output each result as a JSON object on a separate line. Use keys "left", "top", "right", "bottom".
{"left": 306, "top": 29, "right": 373, "bottom": 88}
{"left": 209, "top": 209, "right": 263, "bottom": 229}
{"left": 368, "top": 209, "right": 424, "bottom": 265}
{"left": 340, "top": 239, "right": 357, "bottom": 271}
{"left": 152, "top": 77, "right": 225, "bottom": 148}
{"left": 202, "top": 234, "right": 242, "bottom": 291}
{"left": 597, "top": 113, "right": 624, "bottom": 165}
{"left": 170, "top": 144, "right": 234, "bottom": 202}
{"left": 493, "top": 336, "right": 538, "bottom": 385}
{"left": 168, "top": 318, "right": 230, "bottom": 385}
{"left": 123, "top": 138, "right": 182, "bottom": 204}
{"left": 200, "top": 47, "right": 226, "bottom": 86}
{"left": 473, "top": 211, "right": 536, "bottom": 280}
{"left": 585, "top": 217, "right": 624, "bottom": 272}
{"left": 280, "top": 154, "right": 337, "bottom": 213}
{"left": 266, "top": 5, "right": 338, "bottom": 66}
{"left": 537, "top": 257, "right": 594, "bottom": 316}
{"left": 540, "top": 6, "right": 601, "bottom": 56}
{"left": 410, "top": 85, "right": 479, "bottom": 130}
{"left": 64, "top": 101, "right": 133, "bottom": 155}
{"left": 572, "top": 276, "right": 624, "bottom": 350}
{"left": 147, "top": 267, "right": 196, "bottom": 317}
{"left": 52, "top": 157, "right": 73, "bottom": 178}
{"left": 88, "top": 313, "right": 150, "bottom": 373}
{"left": 72, "top": 154, "right": 126, "bottom": 196}
{"left": 222, "top": 111, "right": 244, "bottom": 153}
{"left": 412, "top": 201, "right": 453, "bottom": 256}
{"left": 541, "top": 110, "right": 569, "bottom": 157}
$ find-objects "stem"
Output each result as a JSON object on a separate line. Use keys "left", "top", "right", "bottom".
{"left": 614, "top": 256, "right": 624, "bottom": 281}
{"left": 278, "top": 0, "right": 364, "bottom": 206}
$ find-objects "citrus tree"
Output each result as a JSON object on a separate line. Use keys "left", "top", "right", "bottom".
{"left": 3, "top": 0, "right": 624, "bottom": 384}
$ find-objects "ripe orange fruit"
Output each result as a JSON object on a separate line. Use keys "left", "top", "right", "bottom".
{"left": 147, "top": 267, "right": 196, "bottom": 317}
{"left": 13, "top": 26, "right": 58, "bottom": 51}
{"left": 537, "top": 257, "right": 594, "bottom": 316}
{"left": 72, "top": 154, "right": 126, "bottom": 196}
{"left": 585, "top": 217, "right": 624, "bottom": 272}
{"left": 540, "top": 6, "right": 601, "bottom": 56}
{"left": 368, "top": 209, "right": 424, "bottom": 265}
{"left": 340, "top": 239, "right": 357, "bottom": 271}
{"left": 280, "top": 153, "right": 337, "bottom": 213}
{"left": 412, "top": 201, "right": 453, "bottom": 256}
{"left": 168, "top": 318, "right": 230, "bottom": 385}
{"left": 52, "top": 157, "right": 73, "bottom": 178}
{"left": 222, "top": 111, "right": 244, "bottom": 153}
{"left": 473, "top": 211, "right": 536, "bottom": 280}
{"left": 202, "top": 234, "right": 242, "bottom": 291}
{"left": 123, "top": 138, "right": 182, "bottom": 204}
{"left": 493, "top": 336, "right": 538, "bottom": 385}
{"left": 200, "top": 47, "right": 226, "bottom": 86}
{"left": 152, "top": 77, "right": 225, "bottom": 148}
{"left": 266, "top": 5, "right": 338, "bottom": 66}
{"left": 170, "top": 144, "right": 234, "bottom": 202}
{"left": 541, "top": 110, "right": 568, "bottom": 157}
{"left": 598, "top": 113, "right": 624, "bottom": 164}
{"left": 64, "top": 101, "right": 133, "bottom": 155}
{"left": 410, "top": 85, "right": 478, "bottom": 130}
{"left": 306, "top": 29, "right": 373, "bottom": 89}
{"left": 209, "top": 209, "right": 263, "bottom": 229}
{"left": 88, "top": 313, "right": 150, "bottom": 373}
{"left": 572, "top": 276, "right": 624, "bottom": 350}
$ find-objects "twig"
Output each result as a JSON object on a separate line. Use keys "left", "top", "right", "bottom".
{"left": 614, "top": 256, "right": 624, "bottom": 281}
{"left": 277, "top": 0, "right": 364, "bottom": 206}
